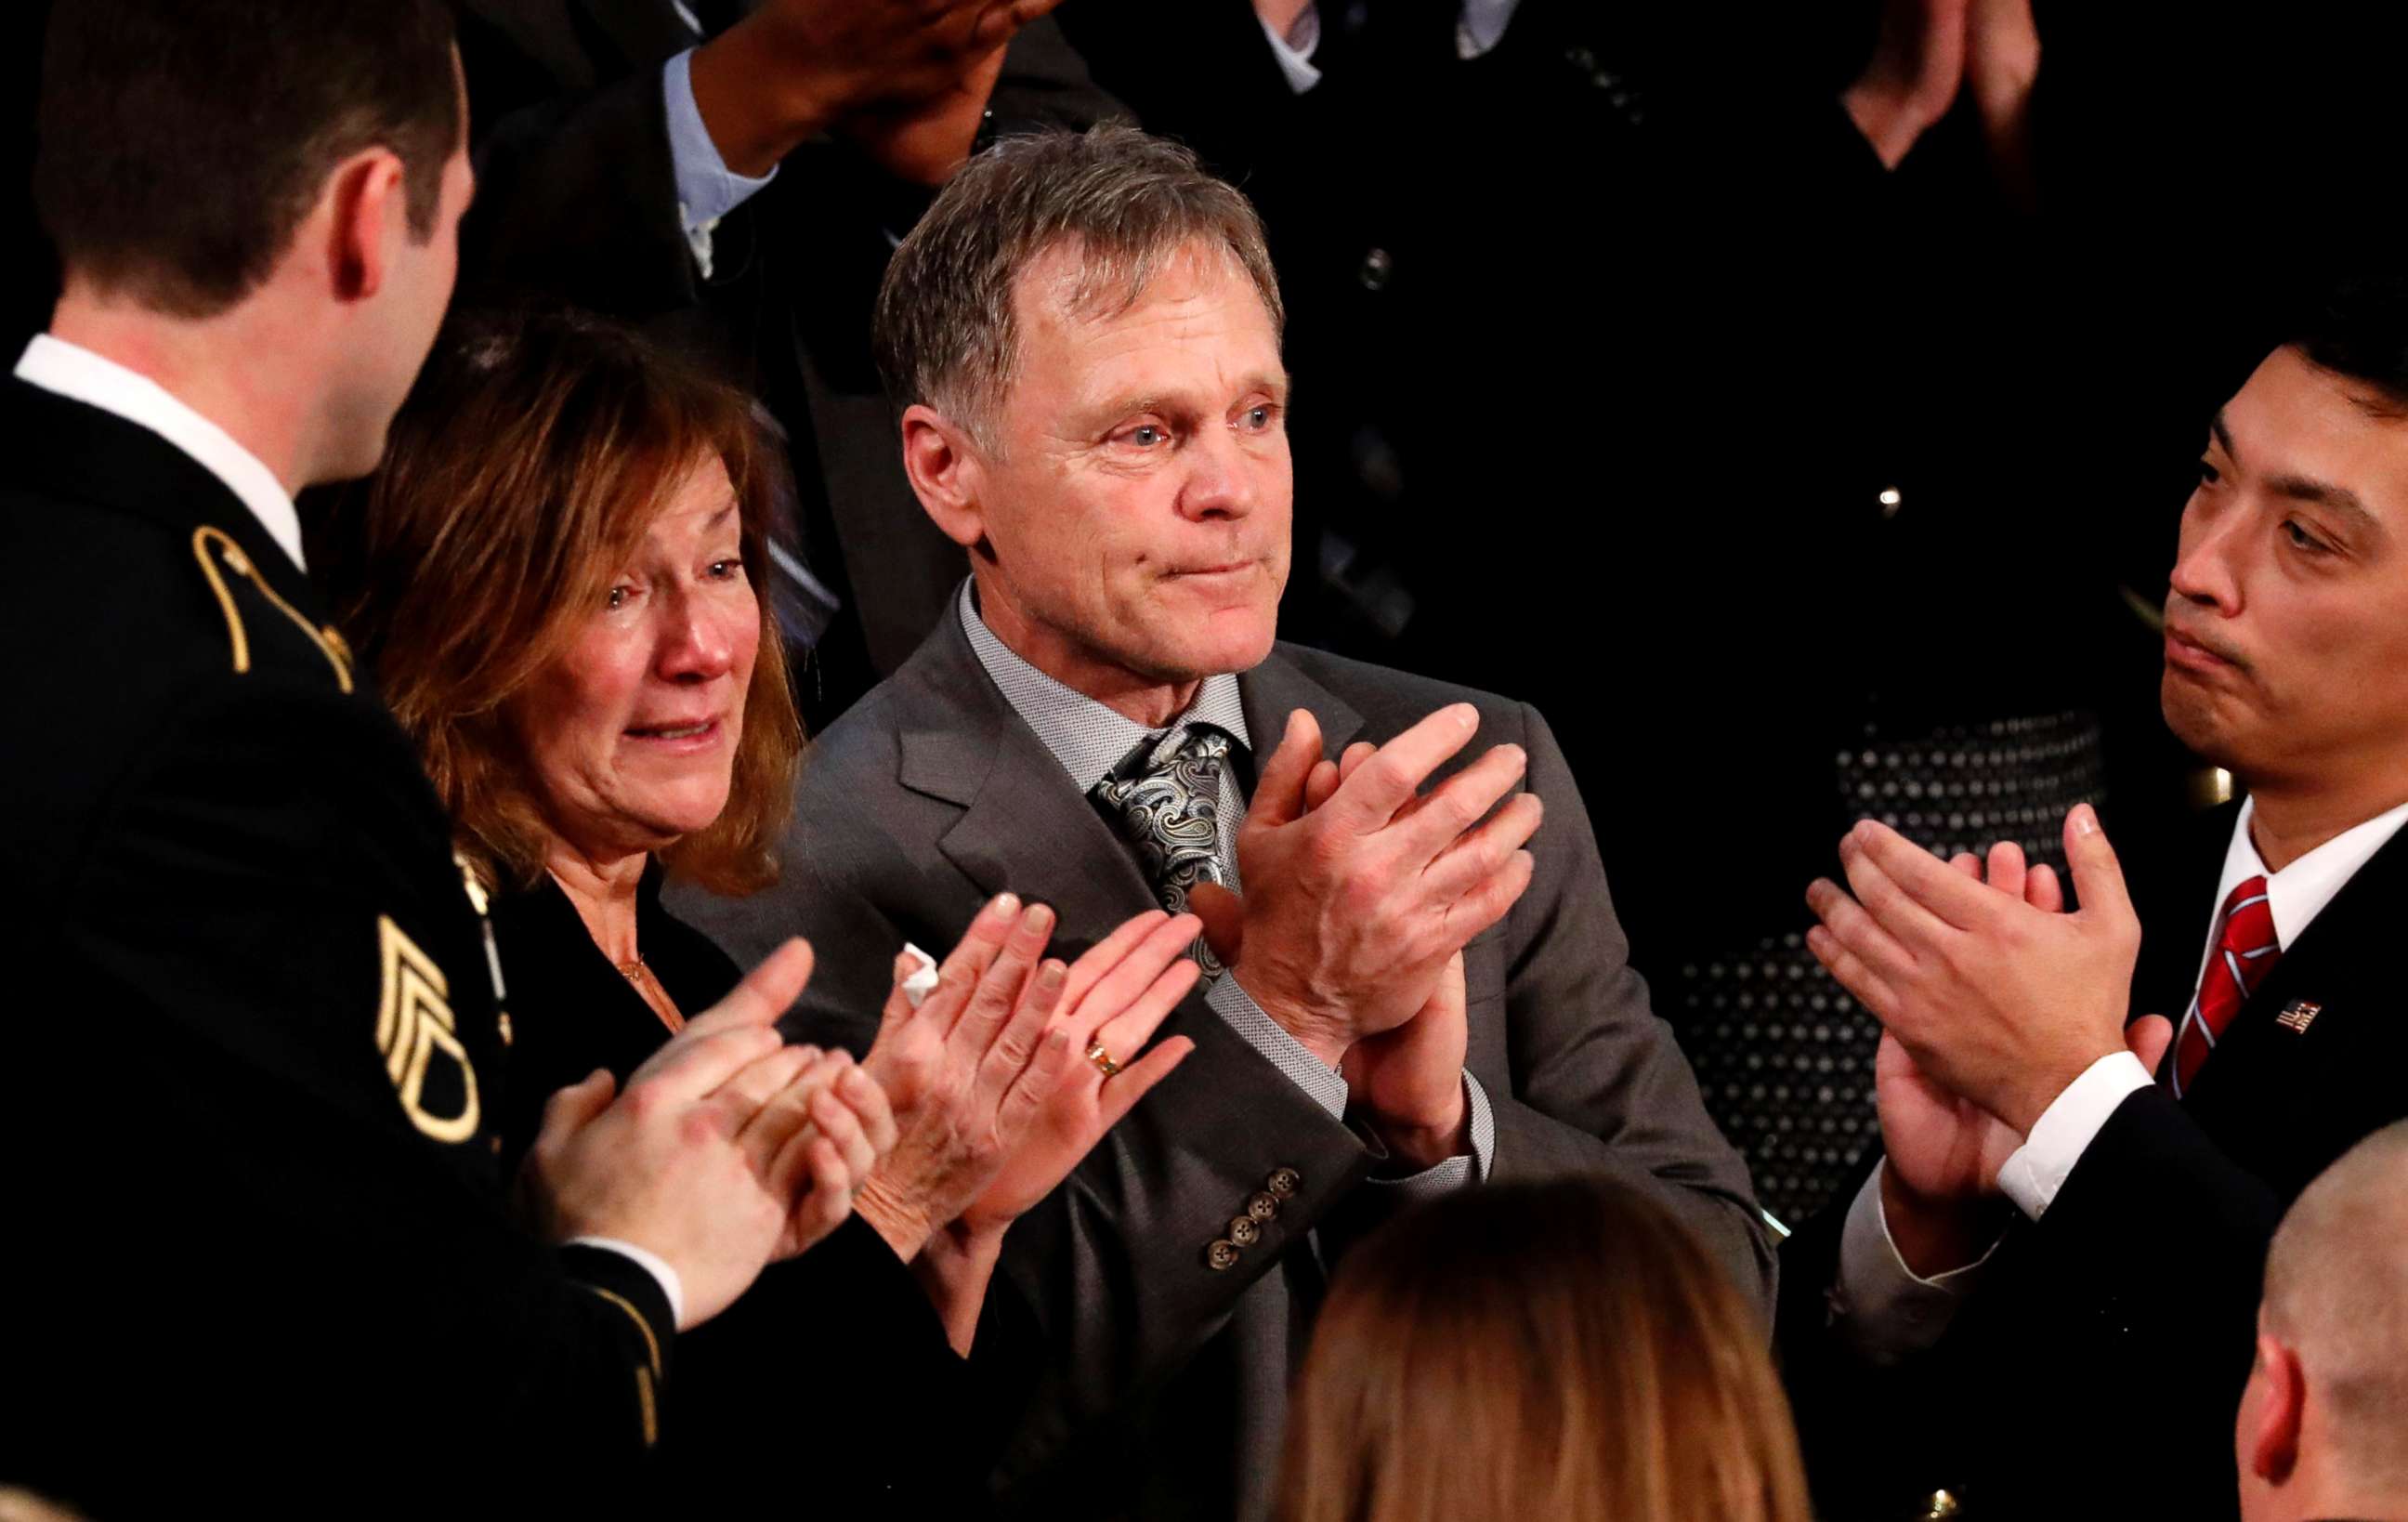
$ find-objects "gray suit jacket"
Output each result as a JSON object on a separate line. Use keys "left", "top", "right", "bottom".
{"left": 672, "top": 610, "right": 1773, "bottom": 1521}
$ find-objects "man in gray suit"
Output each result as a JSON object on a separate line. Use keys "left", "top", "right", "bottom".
{"left": 673, "top": 124, "right": 1772, "bottom": 1521}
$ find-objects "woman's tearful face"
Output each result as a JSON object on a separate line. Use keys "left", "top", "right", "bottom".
{"left": 510, "top": 453, "right": 760, "bottom": 859}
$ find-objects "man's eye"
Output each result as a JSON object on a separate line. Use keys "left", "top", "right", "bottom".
{"left": 2284, "top": 521, "right": 2331, "bottom": 555}
{"left": 1130, "top": 425, "right": 1166, "bottom": 447}
{"left": 1245, "top": 405, "right": 1273, "bottom": 429}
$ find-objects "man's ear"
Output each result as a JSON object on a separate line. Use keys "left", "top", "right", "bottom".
{"left": 321, "top": 148, "right": 409, "bottom": 304}
{"left": 2248, "top": 1331, "right": 2305, "bottom": 1484}
{"left": 900, "top": 402, "right": 988, "bottom": 551}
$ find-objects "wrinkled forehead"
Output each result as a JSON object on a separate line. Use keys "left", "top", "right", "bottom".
{"left": 1004, "top": 236, "right": 1284, "bottom": 413}
{"left": 1013, "top": 236, "right": 1272, "bottom": 343}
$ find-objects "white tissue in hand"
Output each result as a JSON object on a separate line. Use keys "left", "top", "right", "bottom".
{"left": 899, "top": 942, "right": 940, "bottom": 1008}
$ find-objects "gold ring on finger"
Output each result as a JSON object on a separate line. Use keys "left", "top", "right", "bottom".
{"left": 1085, "top": 1040, "right": 1122, "bottom": 1079}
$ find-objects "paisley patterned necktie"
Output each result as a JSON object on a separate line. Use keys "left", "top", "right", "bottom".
{"left": 1090, "top": 724, "right": 1234, "bottom": 982}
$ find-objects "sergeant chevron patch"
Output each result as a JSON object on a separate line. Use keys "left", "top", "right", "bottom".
{"left": 375, "top": 914, "right": 480, "bottom": 1143}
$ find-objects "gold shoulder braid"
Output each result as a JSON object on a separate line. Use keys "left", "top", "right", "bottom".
{"left": 190, "top": 525, "right": 354, "bottom": 691}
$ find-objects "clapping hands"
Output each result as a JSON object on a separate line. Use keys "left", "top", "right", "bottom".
{"left": 1190, "top": 707, "right": 1529, "bottom": 1167}
{"left": 1843, "top": 0, "right": 2040, "bottom": 169}
{"left": 1191, "top": 705, "right": 1538, "bottom": 1072}
{"left": 521, "top": 938, "right": 898, "bottom": 1329}
{"left": 847, "top": 894, "right": 1200, "bottom": 1349}
{"left": 1805, "top": 817, "right": 2170, "bottom": 1274}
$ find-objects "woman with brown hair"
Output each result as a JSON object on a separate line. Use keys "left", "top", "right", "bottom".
{"left": 321, "top": 305, "right": 818, "bottom": 1162}
{"left": 1279, "top": 1177, "right": 1813, "bottom": 1522}
{"left": 319, "top": 307, "right": 1203, "bottom": 1508}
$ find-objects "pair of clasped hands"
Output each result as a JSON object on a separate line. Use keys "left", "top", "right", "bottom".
{"left": 1803, "top": 806, "right": 2159, "bottom": 1272}
{"left": 518, "top": 702, "right": 1543, "bottom": 1345}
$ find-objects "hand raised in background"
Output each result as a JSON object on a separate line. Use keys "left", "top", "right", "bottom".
{"left": 691, "top": 0, "right": 1066, "bottom": 181}
{"left": 1843, "top": 0, "right": 2038, "bottom": 171}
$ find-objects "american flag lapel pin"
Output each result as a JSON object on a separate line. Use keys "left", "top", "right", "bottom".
{"left": 2275, "top": 999, "right": 2323, "bottom": 1034}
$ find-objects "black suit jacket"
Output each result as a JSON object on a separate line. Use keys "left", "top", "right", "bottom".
{"left": 0, "top": 381, "right": 689, "bottom": 1514}
{"left": 487, "top": 866, "right": 999, "bottom": 1514}
{"left": 673, "top": 602, "right": 1773, "bottom": 1521}
{"left": 456, "top": 0, "right": 1121, "bottom": 706}
{"left": 1777, "top": 800, "right": 2408, "bottom": 1520}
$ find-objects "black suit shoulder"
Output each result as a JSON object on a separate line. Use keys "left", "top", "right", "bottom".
{"left": 5, "top": 446, "right": 369, "bottom": 863}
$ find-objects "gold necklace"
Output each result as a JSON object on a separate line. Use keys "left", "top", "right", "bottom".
{"left": 616, "top": 953, "right": 685, "bottom": 1035}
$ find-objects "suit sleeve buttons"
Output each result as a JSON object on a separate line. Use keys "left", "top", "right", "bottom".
{"left": 1207, "top": 1239, "right": 1240, "bottom": 1271}
{"left": 1265, "top": 1167, "right": 1301, "bottom": 1199}
{"left": 1229, "top": 1216, "right": 1262, "bottom": 1248}
{"left": 1247, "top": 1192, "right": 1279, "bottom": 1222}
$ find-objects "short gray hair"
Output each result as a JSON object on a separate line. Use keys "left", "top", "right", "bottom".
{"left": 872, "top": 124, "right": 1285, "bottom": 449}
{"left": 2263, "top": 1119, "right": 2408, "bottom": 1492}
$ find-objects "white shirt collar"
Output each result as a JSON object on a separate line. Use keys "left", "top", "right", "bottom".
{"left": 15, "top": 334, "right": 306, "bottom": 571}
{"left": 2206, "top": 793, "right": 2408, "bottom": 965}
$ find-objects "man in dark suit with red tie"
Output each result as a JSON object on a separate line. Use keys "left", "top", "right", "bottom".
{"left": 1781, "top": 278, "right": 2408, "bottom": 1519}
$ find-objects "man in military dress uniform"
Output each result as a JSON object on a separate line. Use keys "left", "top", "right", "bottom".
{"left": 2, "top": 4, "right": 866, "bottom": 1512}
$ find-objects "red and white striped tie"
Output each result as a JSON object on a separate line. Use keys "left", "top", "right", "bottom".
{"left": 2169, "top": 874, "right": 2278, "bottom": 1096}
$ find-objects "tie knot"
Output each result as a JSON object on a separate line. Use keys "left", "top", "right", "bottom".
{"left": 2217, "top": 874, "right": 2277, "bottom": 956}
{"left": 1119, "top": 723, "right": 1235, "bottom": 787}
{"left": 1090, "top": 724, "right": 1234, "bottom": 878}
{"left": 1089, "top": 723, "right": 1237, "bottom": 983}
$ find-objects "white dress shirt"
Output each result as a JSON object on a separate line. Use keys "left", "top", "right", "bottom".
{"left": 15, "top": 334, "right": 306, "bottom": 571}
{"left": 1838, "top": 793, "right": 2408, "bottom": 1358}
{"left": 1260, "top": 0, "right": 1524, "bottom": 92}
{"left": 15, "top": 332, "right": 690, "bottom": 1322}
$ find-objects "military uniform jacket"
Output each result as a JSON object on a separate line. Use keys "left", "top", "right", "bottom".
{"left": 1777, "top": 800, "right": 2408, "bottom": 1521}
{"left": 0, "top": 381, "right": 681, "bottom": 1515}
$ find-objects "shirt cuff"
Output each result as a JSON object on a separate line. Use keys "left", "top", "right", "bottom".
{"left": 661, "top": 48, "right": 778, "bottom": 275}
{"left": 565, "top": 1236, "right": 687, "bottom": 1330}
{"left": 1996, "top": 1051, "right": 2153, "bottom": 1220}
{"left": 1830, "top": 1161, "right": 1997, "bottom": 1366}
{"left": 1358, "top": 1069, "right": 1494, "bottom": 1196}
{"left": 1208, "top": 973, "right": 1349, "bottom": 1120}
{"left": 1259, "top": 5, "right": 1325, "bottom": 93}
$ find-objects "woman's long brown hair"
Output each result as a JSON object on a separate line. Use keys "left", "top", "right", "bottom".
{"left": 317, "top": 307, "right": 804, "bottom": 896}
{"left": 1277, "top": 1178, "right": 1811, "bottom": 1522}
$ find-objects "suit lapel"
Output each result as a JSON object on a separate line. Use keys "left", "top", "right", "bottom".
{"left": 1237, "top": 643, "right": 1366, "bottom": 770}
{"left": 2129, "top": 800, "right": 2240, "bottom": 1030}
{"left": 892, "top": 612, "right": 1158, "bottom": 944}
